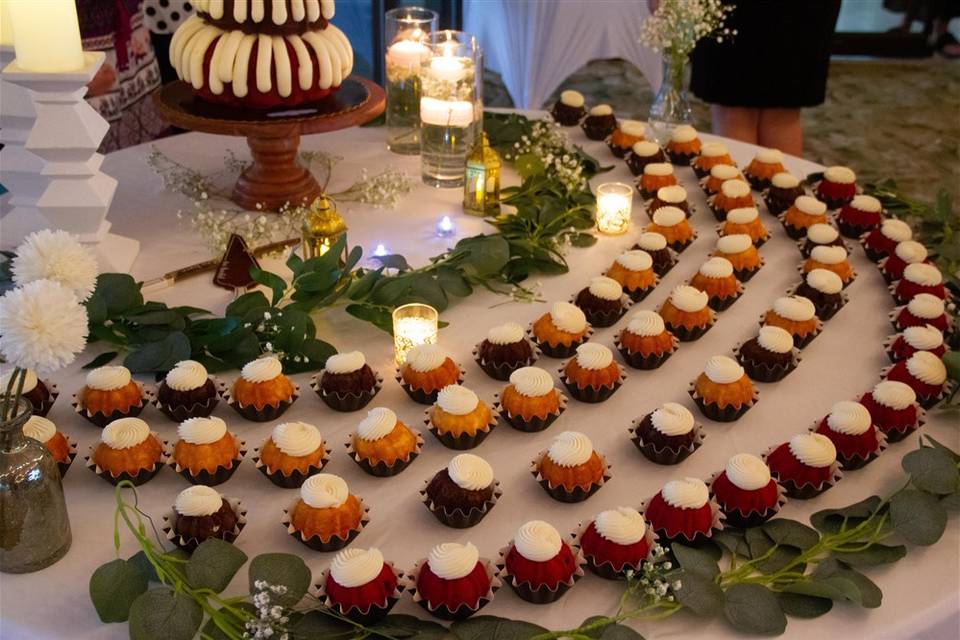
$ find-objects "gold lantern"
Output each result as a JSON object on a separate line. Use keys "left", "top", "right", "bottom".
{"left": 463, "top": 132, "right": 501, "bottom": 216}
{"left": 301, "top": 195, "right": 347, "bottom": 259}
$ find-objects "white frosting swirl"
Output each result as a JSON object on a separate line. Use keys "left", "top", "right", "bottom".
{"left": 357, "top": 408, "right": 398, "bottom": 441}
{"left": 406, "top": 344, "right": 448, "bottom": 373}
{"left": 717, "top": 234, "right": 753, "bottom": 255}
{"left": 514, "top": 520, "right": 562, "bottom": 561}
{"left": 436, "top": 385, "right": 480, "bottom": 415}
{"left": 1, "top": 369, "right": 38, "bottom": 393}
{"left": 795, "top": 195, "right": 827, "bottom": 216}
{"left": 510, "top": 366, "right": 555, "bottom": 397}
{"left": 241, "top": 356, "right": 283, "bottom": 383}
{"left": 881, "top": 219, "right": 912, "bottom": 242}
{"left": 662, "top": 477, "right": 709, "bottom": 509}
{"left": 850, "top": 194, "right": 881, "bottom": 212}
{"left": 627, "top": 310, "right": 666, "bottom": 337}
{"left": 698, "top": 257, "right": 734, "bottom": 279}
{"left": 907, "top": 294, "right": 945, "bottom": 319}
{"left": 652, "top": 206, "right": 686, "bottom": 227}
{"left": 725, "top": 453, "right": 771, "bottom": 491}
{"left": 650, "top": 402, "right": 694, "bottom": 436}
{"left": 174, "top": 485, "right": 223, "bottom": 517}
{"left": 871, "top": 380, "right": 916, "bottom": 410}
{"left": 23, "top": 415, "right": 56, "bottom": 443}
{"left": 720, "top": 179, "right": 751, "bottom": 199}
{"left": 560, "top": 90, "right": 584, "bottom": 108}
{"left": 810, "top": 245, "right": 848, "bottom": 265}
{"left": 757, "top": 325, "right": 794, "bottom": 354}
{"left": 448, "top": 453, "right": 494, "bottom": 490}
{"left": 272, "top": 421, "right": 323, "bottom": 457}
{"left": 711, "top": 164, "right": 740, "bottom": 180}
{"left": 427, "top": 542, "right": 480, "bottom": 580}
{"left": 550, "top": 301, "right": 588, "bottom": 334}
{"left": 700, "top": 142, "right": 728, "bottom": 158}
{"left": 806, "top": 269, "right": 844, "bottom": 294}
{"left": 300, "top": 473, "right": 349, "bottom": 509}
{"left": 704, "top": 355, "right": 745, "bottom": 384}
{"left": 670, "top": 285, "right": 709, "bottom": 313}
{"left": 771, "top": 172, "right": 800, "bottom": 188}
{"left": 788, "top": 433, "right": 836, "bottom": 468}
{"left": 670, "top": 124, "right": 697, "bottom": 143}
{"left": 620, "top": 120, "right": 645, "bottom": 137}
{"left": 325, "top": 351, "right": 366, "bottom": 374}
{"left": 616, "top": 249, "right": 653, "bottom": 272}
{"left": 588, "top": 276, "right": 623, "bottom": 301}
{"left": 330, "top": 548, "right": 385, "bottom": 588}
{"left": 806, "top": 223, "right": 839, "bottom": 244}
{"left": 594, "top": 507, "right": 646, "bottom": 545}
{"left": 636, "top": 232, "right": 667, "bottom": 251}
{"left": 632, "top": 141, "right": 660, "bottom": 157}
{"left": 903, "top": 325, "right": 943, "bottom": 351}
{"left": 488, "top": 321, "right": 525, "bottom": 345}
{"left": 893, "top": 241, "right": 927, "bottom": 264}
{"left": 904, "top": 263, "right": 943, "bottom": 286}
{"left": 178, "top": 416, "right": 228, "bottom": 445}
{"left": 101, "top": 417, "right": 151, "bottom": 450}
{"left": 773, "top": 295, "right": 816, "bottom": 322}
{"left": 590, "top": 104, "right": 612, "bottom": 116}
{"left": 657, "top": 185, "right": 687, "bottom": 203}
{"left": 87, "top": 366, "right": 132, "bottom": 391}
{"left": 547, "top": 431, "right": 594, "bottom": 467}
{"left": 906, "top": 351, "right": 947, "bottom": 385}
{"left": 644, "top": 162, "right": 673, "bottom": 177}
{"left": 165, "top": 360, "right": 208, "bottom": 391}
{"left": 824, "top": 166, "right": 856, "bottom": 184}
{"left": 827, "top": 401, "right": 873, "bottom": 435}
{"left": 756, "top": 148, "right": 783, "bottom": 163}
{"left": 574, "top": 343, "right": 614, "bottom": 371}
{"left": 727, "top": 207, "right": 759, "bottom": 224}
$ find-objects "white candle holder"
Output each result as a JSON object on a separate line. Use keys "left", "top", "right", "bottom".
{"left": 595, "top": 182, "right": 634, "bottom": 235}
{"left": 0, "top": 51, "right": 139, "bottom": 272}
{"left": 392, "top": 303, "right": 439, "bottom": 365}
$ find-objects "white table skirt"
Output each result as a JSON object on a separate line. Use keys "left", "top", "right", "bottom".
{"left": 464, "top": 0, "right": 662, "bottom": 109}
{"left": 1, "top": 118, "right": 957, "bottom": 640}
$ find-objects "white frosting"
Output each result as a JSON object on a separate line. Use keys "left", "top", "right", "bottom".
{"left": 637, "top": 232, "right": 668, "bottom": 251}
{"left": 325, "top": 351, "right": 366, "bottom": 374}
{"left": 773, "top": 295, "right": 816, "bottom": 322}
{"left": 725, "top": 453, "right": 771, "bottom": 491}
{"left": 559, "top": 90, "right": 584, "bottom": 108}
{"left": 757, "top": 325, "right": 794, "bottom": 354}
{"left": 510, "top": 366, "right": 555, "bottom": 398}
{"left": 101, "top": 417, "right": 151, "bottom": 450}
{"left": 755, "top": 148, "right": 783, "bottom": 163}
{"left": 788, "top": 433, "right": 836, "bottom": 468}
{"left": 594, "top": 507, "right": 646, "bottom": 545}
{"left": 716, "top": 234, "right": 753, "bottom": 255}
{"left": 87, "top": 366, "right": 132, "bottom": 391}
{"left": 195, "top": 0, "right": 335, "bottom": 23}
{"left": 650, "top": 402, "right": 694, "bottom": 436}
{"left": 574, "top": 343, "right": 614, "bottom": 371}
{"left": 704, "top": 355, "right": 745, "bottom": 384}
{"left": 615, "top": 249, "right": 653, "bottom": 272}
{"left": 549, "top": 302, "right": 588, "bottom": 334}
{"left": 727, "top": 207, "right": 759, "bottom": 224}
{"left": 903, "top": 263, "right": 943, "bottom": 286}
{"left": 427, "top": 542, "right": 480, "bottom": 580}
{"left": 436, "top": 385, "right": 480, "bottom": 415}
{"left": 272, "top": 421, "right": 323, "bottom": 457}
{"left": 661, "top": 477, "right": 709, "bottom": 509}
{"left": 547, "top": 431, "right": 594, "bottom": 467}
{"left": 620, "top": 120, "right": 645, "bottom": 137}
{"left": 670, "top": 285, "right": 709, "bottom": 313}
{"left": 806, "top": 268, "right": 844, "bottom": 294}
{"left": 178, "top": 416, "right": 228, "bottom": 445}
{"left": 657, "top": 185, "right": 687, "bottom": 204}
{"left": 357, "top": 407, "right": 398, "bottom": 441}
{"left": 670, "top": 124, "right": 697, "bottom": 143}
{"left": 907, "top": 293, "right": 945, "bottom": 319}
{"left": 241, "top": 356, "right": 283, "bottom": 383}
{"left": 1, "top": 369, "right": 38, "bottom": 393}
{"left": 698, "top": 257, "right": 734, "bottom": 279}
{"left": 806, "top": 223, "right": 839, "bottom": 244}
{"left": 795, "top": 195, "right": 827, "bottom": 216}
{"left": 810, "top": 245, "right": 848, "bottom": 265}
{"left": 406, "top": 344, "right": 447, "bottom": 373}
{"left": 300, "top": 473, "right": 349, "bottom": 509}
{"left": 487, "top": 322, "right": 525, "bottom": 345}
{"left": 720, "top": 179, "right": 751, "bottom": 199}
{"left": 710, "top": 164, "right": 740, "bottom": 181}
{"left": 905, "top": 351, "right": 947, "bottom": 386}
{"left": 850, "top": 194, "right": 881, "bottom": 212}
{"left": 589, "top": 104, "right": 613, "bottom": 116}
{"left": 771, "top": 172, "right": 800, "bottom": 189}
{"left": 447, "top": 453, "right": 494, "bottom": 490}
{"left": 893, "top": 241, "right": 928, "bottom": 264}
{"left": 588, "top": 276, "right": 623, "bottom": 301}
{"left": 23, "top": 415, "right": 56, "bottom": 443}
{"left": 652, "top": 206, "right": 686, "bottom": 227}
{"left": 871, "top": 380, "right": 916, "bottom": 410}
{"left": 824, "top": 166, "right": 856, "bottom": 184}
{"left": 627, "top": 310, "right": 666, "bottom": 337}
{"left": 174, "top": 485, "right": 223, "bottom": 517}
{"left": 644, "top": 162, "right": 673, "bottom": 177}
{"left": 827, "top": 401, "right": 872, "bottom": 435}
{"left": 903, "top": 325, "right": 944, "bottom": 351}
{"left": 165, "top": 360, "right": 208, "bottom": 391}
{"left": 880, "top": 219, "right": 912, "bottom": 242}
{"left": 330, "top": 548, "right": 385, "bottom": 588}
{"left": 700, "top": 142, "right": 728, "bottom": 158}
{"left": 632, "top": 140, "right": 660, "bottom": 157}
{"left": 514, "top": 520, "right": 562, "bottom": 561}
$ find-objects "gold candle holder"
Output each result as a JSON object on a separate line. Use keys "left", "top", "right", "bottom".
{"left": 392, "top": 303, "right": 439, "bottom": 365}
{"left": 595, "top": 182, "right": 634, "bottom": 235}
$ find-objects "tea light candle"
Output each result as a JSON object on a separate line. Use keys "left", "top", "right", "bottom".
{"left": 429, "top": 55, "right": 468, "bottom": 82}
{"left": 437, "top": 215, "right": 456, "bottom": 237}
{"left": 595, "top": 182, "right": 634, "bottom": 235}
{"left": 7, "top": 0, "right": 84, "bottom": 72}
{"left": 392, "top": 303, "right": 439, "bottom": 364}
{"left": 420, "top": 97, "right": 474, "bottom": 128}
{"left": 386, "top": 39, "right": 430, "bottom": 71}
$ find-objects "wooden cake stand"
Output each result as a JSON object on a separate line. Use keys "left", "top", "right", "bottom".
{"left": 155, "top": 76, "right": 385, "bottom": 211}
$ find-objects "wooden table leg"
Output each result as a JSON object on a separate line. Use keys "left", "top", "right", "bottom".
{"left": 231, "top": 128, "right": 323, "bottom": 212}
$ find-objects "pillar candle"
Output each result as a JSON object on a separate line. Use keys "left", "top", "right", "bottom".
{"left": 8, "top": 0, "right": 85, "bottom": 72}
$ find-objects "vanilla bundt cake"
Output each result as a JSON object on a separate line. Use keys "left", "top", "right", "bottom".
{"left": 170, "top": 0, "right": 354, "bottom": 109}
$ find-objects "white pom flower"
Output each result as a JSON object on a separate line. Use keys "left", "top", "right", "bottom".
{"left": 12, "top": 229, "right": 99, "bottom": 300}
{"left": 0, "top": 279, "right": 89, "bottom": 374}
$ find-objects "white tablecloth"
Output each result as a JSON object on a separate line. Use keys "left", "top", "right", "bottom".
{"left": 465, "top": 0, "right": 662, "bottom": 109}
{"left": 1, "top": 119, "right": 957, "bottom": 640}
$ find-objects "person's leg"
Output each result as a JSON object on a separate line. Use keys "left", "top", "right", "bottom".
{"left": 711, "top": 105, "right": 760, "bottom": 145}
{"left": 757, "top": 108, "right": 803, "bottom": 155}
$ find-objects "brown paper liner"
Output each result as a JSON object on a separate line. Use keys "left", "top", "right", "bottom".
{"left": 495, "top": 391, "right": 567, "bottom": 433}
{"left": 420, "top": 477, "right": 502, "bottom": 528}
{"left": 32, "top": 380, "right": 59, "bottom": 417}
{"left": 688, "top": 382, "right": 759, "bottom": 423}
{"left": 758, "top": 312, "right": 823, "bottom": 350}
{"left": 559, "top": 368, "right": 626, "bottom": 404}
{"left": 530, "top": 451, "right": 611, "bottom": 503}
{"left": 409, "top": 557, "right": 502, "bottom": 620}
{"left": 223, "top": 384, "right": 299, "bottom": 422}
{"left": 778, "top": 214, "right": 810, "bottom": 240}
{"left": 574, "top": 519, "right": 658, "bottom": 580}
{"left": 85, "top": 435, "right": 167, "bottom": 487}
{"left": 605, "top": 136, "right": 631, "bottom": 158}
{"left": 569, "top": 294, "right": 633, "bottom": 329}
{"left": 170, "top": 435, "right": 246, "bottom": 486}
{"left": 645, "top": 247, "right": 680, "bottom": 277}
{"left": 72, "top": 383, "right": 151, "bottom": 428}
{"left": 424, "top": 407, "right": 498, "bottom": 450}
{"left": 162, "top": 497, "right": 247, "bottom": 552}
{"left": 527, "top": 326, "right": 594, "bottom": 359}
{"left": 497, "top": 543, "right": 586, "bottom": 604}
{"left": 314, "top": 562, "right": 405, "bottom": 625}
{"left": 704, "top": 281, "right": 744, "bottom": 312}
{"left": 666, "top": 148, "right": 696, "bottom": 166}
{"left": 310, "top": 373, "right": 382, "bottom": 412}
{"left": 647, "top": 497, "right": 725, "bottom": 546}
{"left": 746, "top": 174, "right": 772, "bottom": 191}
{"left": 707, "top": 472, "right": 788, "bottom": 529}
{"left": 614, "top": 334, "right": 679, "bottom": 370}
{"left": 629, "top": 419, "right": 705, "bottom": 465}
{"left": 734, "top": 344, "right": 801, "bottom": 383}
{"left": 345, "top": 431, "right": 424, "bottom": 477}
{"left": 733, "top": 257, "right": 764, "bottom": 283}
{"left": 252, "top": 445, "right": 332, "bottom": 488}
{"left": 763, "top": 191, "right": 795, "bottom": 217}
{"left": 788, "top": 286, "right": 848, "bottom": 322}
{"left": 667, "top": 310, "right": 717, "bottom": 342}
{"left": 473, "top": 344, "right": 541, "bottom": 381}
{"left": 807, "top": 422, "right": 888, "bottom": 472}
{"left": 57, "top": 435, "right": 78, "bottom": 478}
{"left": 667, "top": 231, "right": 698, "bottom": 254}
{"left": 797, "top": 238, "right": 853, "bottom": 260}
{"left": 836, "top": 219, "right": 877, "bottom": 240}
{"left": 152, "top": 377, "right": 226, "bottom": 421}
{"left": 282, "top": 496, "right": 370, "bottom": 552}
{"left": 763, "top": 446, "right": 844, "bottom": 500}
{"left": 394, "top": 366, "right": 465, "bottom": 405}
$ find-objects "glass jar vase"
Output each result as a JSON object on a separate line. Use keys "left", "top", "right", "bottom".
{"left": 647, "top": 54, "right": 693, "bottom": 145}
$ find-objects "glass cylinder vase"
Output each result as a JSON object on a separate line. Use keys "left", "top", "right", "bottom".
{"left": 385, "top": 7, "right": 438, "bottom": 155}
{"left": 0, "top": 397, "right": 72, "bottom": 573}
{"left": 392, "top": 303, "right": 439, "bottom": 365}
{"left": 647, "top": 54, "right": 693, "bottom": 145}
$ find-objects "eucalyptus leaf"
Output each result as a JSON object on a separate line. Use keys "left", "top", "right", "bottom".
{"left": 832, "top": 543, "right": 906, "bottom": 567}
{"left": 123, "top": 331, "right": 192, "bottom": 373}
{"left": 762, "top": 519, "right": 821, "bottom": 550}
{"left": 85, "top": 293, "right": 108, "bottom": 324}
{"left": 578, "top": 616, "right": 644, "bottom": 640}
{"left": 755, "top": 546, "right": 803, "bottom": 575}
{"left": 902, "top": 446, "right": 960, "bottom": 495}
{"left": 673, "top": 571, "right": 724, "bottom": 616}
{"left": 810, "top": 496, "right": 882, "bottom": 534}
{"left": 128, "top": 588, "right": 203, "bottom": 640}
{"left": 201, "top": 603, "right": 257, "bottom": 640}
{"left": 814, "top": 561, "right": 882, "bottom": 608}
{"left": 745, "top": 527, "right": 774, "bottom": 558}
{"left": 247, "top": 553, "right": 311, "bottom": 607}
{"left": 373, "top": 614, "right": 452, "bottom": 640}
{"left": 781, "top": 576, "right": 862, "bottom": 605}
{"left": 225, "top": 291, "right": 270, "bottom": 318}
{"left": 94, "top": 273, "right": 143, "bottom": 315}
{"left": 451, "top": 615, "right": 549, "bottom": 640}
{"left": 776, "top": 592, "right": 833, "bottom": 619}
{"left": 723, "top": 583, "right": 786, "bottom": 636}
{"left": 83, "top": 351, "right": 119, "bottom": 369}
{"left": 185, "top": 538, "right": 248, "bottom": 593}
{"left": 672, "top": 543, "right": 720, "bottom": 577}
{"left": 345, "top": 303, "right": 394, "bottom": 334}
{"left": 250, "top": 267, "right": 288, "bottom": 306}
{"left": 890, "top": 489, "right": 948, "bottom": 545}
{"left": 922, "top": 434, "right": 960, "bottom": 464}
{"left": 288, "top": 610, "right": 355, "bottom": 637}
{"left": 89, "top": 558, "right": 148, "bottom": 623}
{"left": 713, "top": 530, "right": 751, "bottom": 558}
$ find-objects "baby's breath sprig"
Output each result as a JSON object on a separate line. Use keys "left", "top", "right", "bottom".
{"left": 639, "top": 0, "right": 736, "bottom": 59}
